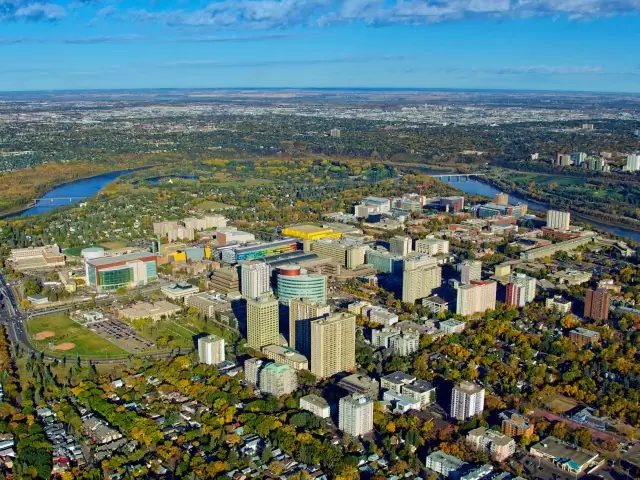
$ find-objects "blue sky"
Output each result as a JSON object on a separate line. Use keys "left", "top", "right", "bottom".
{"left": 1, "top": 0, "right": 639, "bottom": 92}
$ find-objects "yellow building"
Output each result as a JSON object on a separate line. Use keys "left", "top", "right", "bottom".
{"left": 282, "top": 224, "right": 342, "bottom": 241}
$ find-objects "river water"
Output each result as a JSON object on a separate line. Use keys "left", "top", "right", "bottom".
{"left": 10, "top": 168, "right": 640, "bottom": 243}
{"left": 13, "top": 170, "right": 133, "bottom": 217}
{"left": 441, "top": 177, "right": 640, "bottom": 243}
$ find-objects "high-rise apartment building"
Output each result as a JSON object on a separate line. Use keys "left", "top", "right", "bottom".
{"left": 402, "top": 255, "right": 442, "bottom": 304}
{"left": 545, "top": 295, "right": 572, "bottom": 314}
{"left": 494, "top": 192, "right": 509, "bottom": 205}
{"left": 414, "top": 238, "right": 450, "bottom": 256}
{"left": 338, "top": 394, "right": 374, "bottom": 437}
{"left": 460, "top": 260, "right": 482, "bottom": 284}
{"left": 310, "top": 313, "right": 356, "bottom": 379}
{"left": 246, "top": 294, "right": 280, "bottom": 350}
{"left": 506, "top": 273, "right": 536, "bottom": 307}
{"left": 546, "top": 210, "right": 571, "bottom": 231}
{"left": 244, "top": 358, "right": 266, "bottom": 386}
{"left": 197, "top": 334, "right": 225, "bottom": 365}
{"left": 259, "top": 362, "right": 297, "bottom": 397}
{"left": 240, "top": 261, "right": 271, "bottom": 299}
{"left": 456, "top": 280, "right": 497, "bottom": 316}
{"left": 276, "top": 265, "right": 327, "bottom": 304}
{"left": 390, "top": 236, "right": 413, "bottom": 256}
{"left": 584, "top": 288, "right": 610, "bottom": 321}
{"left": 625, "top": 153, "right": 640, "bottom": 172}
{"left": 288, "top": 298, "right": 330, "bottom": 358}
{"left": 451, "top": 381, "right": 485, "bottom": 420}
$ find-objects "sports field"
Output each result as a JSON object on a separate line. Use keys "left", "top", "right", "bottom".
{"left": 26, "top": 313, "right": 127, "bottom": 359}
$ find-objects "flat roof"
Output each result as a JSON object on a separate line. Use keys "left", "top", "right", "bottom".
{"left": 233, "top": 238, "right": 298, "bottom": 253}
{"left": 262, "top": 344, "right": 308, "bottom": 363}
{"left": 87, "top": 252, "right": 155, "bottom": 267}
{"left": 382, "top": 371, "right": 416, "bottom": 385}
{"left": 300, "top": 394, "right": 330, "bottom": 409}
{"left": 531, "top": 436, "right": 598, "bottom": 467}
{"left": 571, "top": 327, "right": 599, "bottom": 338}
{"left": 404, "top": 380, "right": 435, "bottom": 394}
{"left": 285, "top": 224, "right": 332, "bottom": 233}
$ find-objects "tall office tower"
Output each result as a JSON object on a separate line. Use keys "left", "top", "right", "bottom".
{"left": 310, "top": 313, "right": 356, "bottom": 379}
{"left": 259, "top": 362, "right": 297, "bottom": 397}
{"left": 414, "top": 238, "right": 450, "bottom": 256}
{"left": 625, "top": 153, "right": 640, "bottom": 172}
{"left": 246, "top": 294, "right": 280, "bottom": 350}
{"left": 289, "top": 298, "right": 330, "bottom": 358}
{"left": 546, "top": 210, "right": 571, "bottom": 231}
{"left": 390, "top": 236, "right": 413, "bottom": 256}
{"left": 240, "top": 261, "right": 271, "bottom": 299}
{"left": 460, "top": 260, "right": 482, "bottom": 284}
{"left": 456, "top": 280, "right": 497, "bottom": 316}
{"left": 339, "top": 394, "right": 374, "bottom": 437}
{"left": 508, "top": 273, "right": 537, "bottom": 306}
{"left": 276, "top": 265, "right": 327, "bottom": 304}
{"left": 494, "top": 192, "right": 509, "bottom": 205}
{"left": 402, "top": 255, "right": 442, "bottom": 304}
{"left": 505, "top": 283, "right": 524, "bottom": 308}
{"left": 451, "top": 381, "right": 485, "bottom": 420}
{"left": 197, "top": 334, "right": 225, "bottom": 365}
{"left": 584, "top": 288, "right": 611, "bottom": 321}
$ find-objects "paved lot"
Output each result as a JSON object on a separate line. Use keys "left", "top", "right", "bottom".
{"left": 89, "top": 318, "right": 154, "bottom": 353}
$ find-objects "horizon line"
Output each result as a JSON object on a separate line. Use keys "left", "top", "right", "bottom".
{"left": 1, "top": 86, "right": 640, "bottom": 96}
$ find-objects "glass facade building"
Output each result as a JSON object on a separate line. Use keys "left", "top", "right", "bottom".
{"left": 85, "top": 252, "right": 158, "bottom": 292}
{"left": 277, "top": 273, "right": 327, "bottom": 304}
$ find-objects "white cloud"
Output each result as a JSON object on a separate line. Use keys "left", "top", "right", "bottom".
{"left": 117, "top": 0, "right": 640, "bottom": 29}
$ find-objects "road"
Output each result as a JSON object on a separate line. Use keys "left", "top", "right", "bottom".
{"left": 0, "top": 272, "right": 189, "bottom": 365}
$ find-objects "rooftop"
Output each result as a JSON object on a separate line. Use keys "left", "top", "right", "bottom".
{"left": 571, "top": 327, "right": 600, "bottom": 338}
{"left": 86, "top": 252, "right": 156, "bottom": 267}
{"left": 404, "top": 380, "right": 435, "bottom": 394}
{"left": 300, "top": 394, "right": 330, "bottom": 410}
{"left": 467, "top": 427, "right": 514, "bottom": 447}
{"left": 262, "top": 345, "right": 308, "bottom": 363}
{"left": 531, "top": 436, "right": 598, "bottom": 468}
{"left": 382, "top": 371, "right": 416, "bottom": 385}
{"left": 456, "top": 381, "right": 484, "bottom": 394}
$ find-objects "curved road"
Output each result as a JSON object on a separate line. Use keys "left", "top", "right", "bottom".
{"left": 0, "top": 272, "right": 189, "bottom": 365}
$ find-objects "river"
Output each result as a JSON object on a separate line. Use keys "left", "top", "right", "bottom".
{"left": 9, "top": 167, "right": 640, "bottom": 243}
{"left": 440, "top": 177, "right": 640, "bottom": 243}
{"left": 12, "top": 170, "right": 135, "bottom": 217}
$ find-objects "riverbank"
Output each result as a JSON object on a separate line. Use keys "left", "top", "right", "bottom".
{"left": 0, "top": 163, "right": 162, "bottom": 218}
{"left": 481, "top": 174, "right": 640, "bottom": 235}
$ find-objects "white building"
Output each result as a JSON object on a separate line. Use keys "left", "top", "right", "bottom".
{"left": 546, "top": 295, "right": 572, "bottom": 314}
{"left": 451, "top": 381, "right": 485, "bottom": 420}
{"left": 240, "top": 261, "right": 271, "bottom": 299}
{"left": 459, "top": 260, "right": 482, "bottom": 284}
{"left": 339, "top": 394, "right": 374, "bottom": 437}
{"left": 389, "top": 331, "right": 420, "bottom": 356}
{"left": 390, "top": 236, "right": 413, "bottom": 256}
{"left": 466, "top": 427, "right": 516, "bottom": 462}
{"left": 456, "top": 280, "right": 497, "bottom": 316}
{"left": 402, "top": 255, "right": 442, "bottom": 304}
{"left": 244, "top": 358, "right": 266, "bottom": 386}
{"left": 415, "top": 237, "right": 450, "bottom": 256}
{"left": 546, "top": 210, "right": 571, "bottom": 231}
{"left": 402, "top": 380, "right": 436, "bottom": 409}
{"left": 300, "top": 394, "right": 331, "bottom": 419}
{"left": 161, "top": 282, "right": 200, "bottom": 302}
{"left": 625, "top": 153, "right": 640, "bottom": 172}
{"left": 425, "top": 451, "right": 467, "bottom": 477}
{"left": 439, "top": 319, "right": 466, "bottom": 334}
{"left": 259, "top": 363, "right": 297, "bottom": 397}
{"left": 509, "top": 273, "right": 537, "bottom": 305}
{"left": 198, "top": 334, "right": 225, "bottom": 365}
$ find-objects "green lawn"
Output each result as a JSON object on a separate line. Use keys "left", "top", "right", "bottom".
{"left": 138, "top": 319, "right": 197, "bottom": 349}
{"left": 26, "top": 313, "right": 127, "bottom": 359}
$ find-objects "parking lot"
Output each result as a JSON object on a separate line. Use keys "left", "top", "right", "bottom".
{"left": 89, "top": 318, "right": 154, "bottom": 353}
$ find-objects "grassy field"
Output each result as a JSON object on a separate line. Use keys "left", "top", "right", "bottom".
{"left": 510, "top": 174, "right": 585, "bottom": 187}
{"left": 138, "top": 319, "right": 197, "bottom": 349}
{"left": 543, "top": 393, "right": 579, "bottom": 413}
{"left": 26, "top": 313, "right": 128, "bottom": 359}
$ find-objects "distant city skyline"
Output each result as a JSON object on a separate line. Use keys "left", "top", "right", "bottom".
{"left": 1, "top": 0, "right": 640, "bottom": 92}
